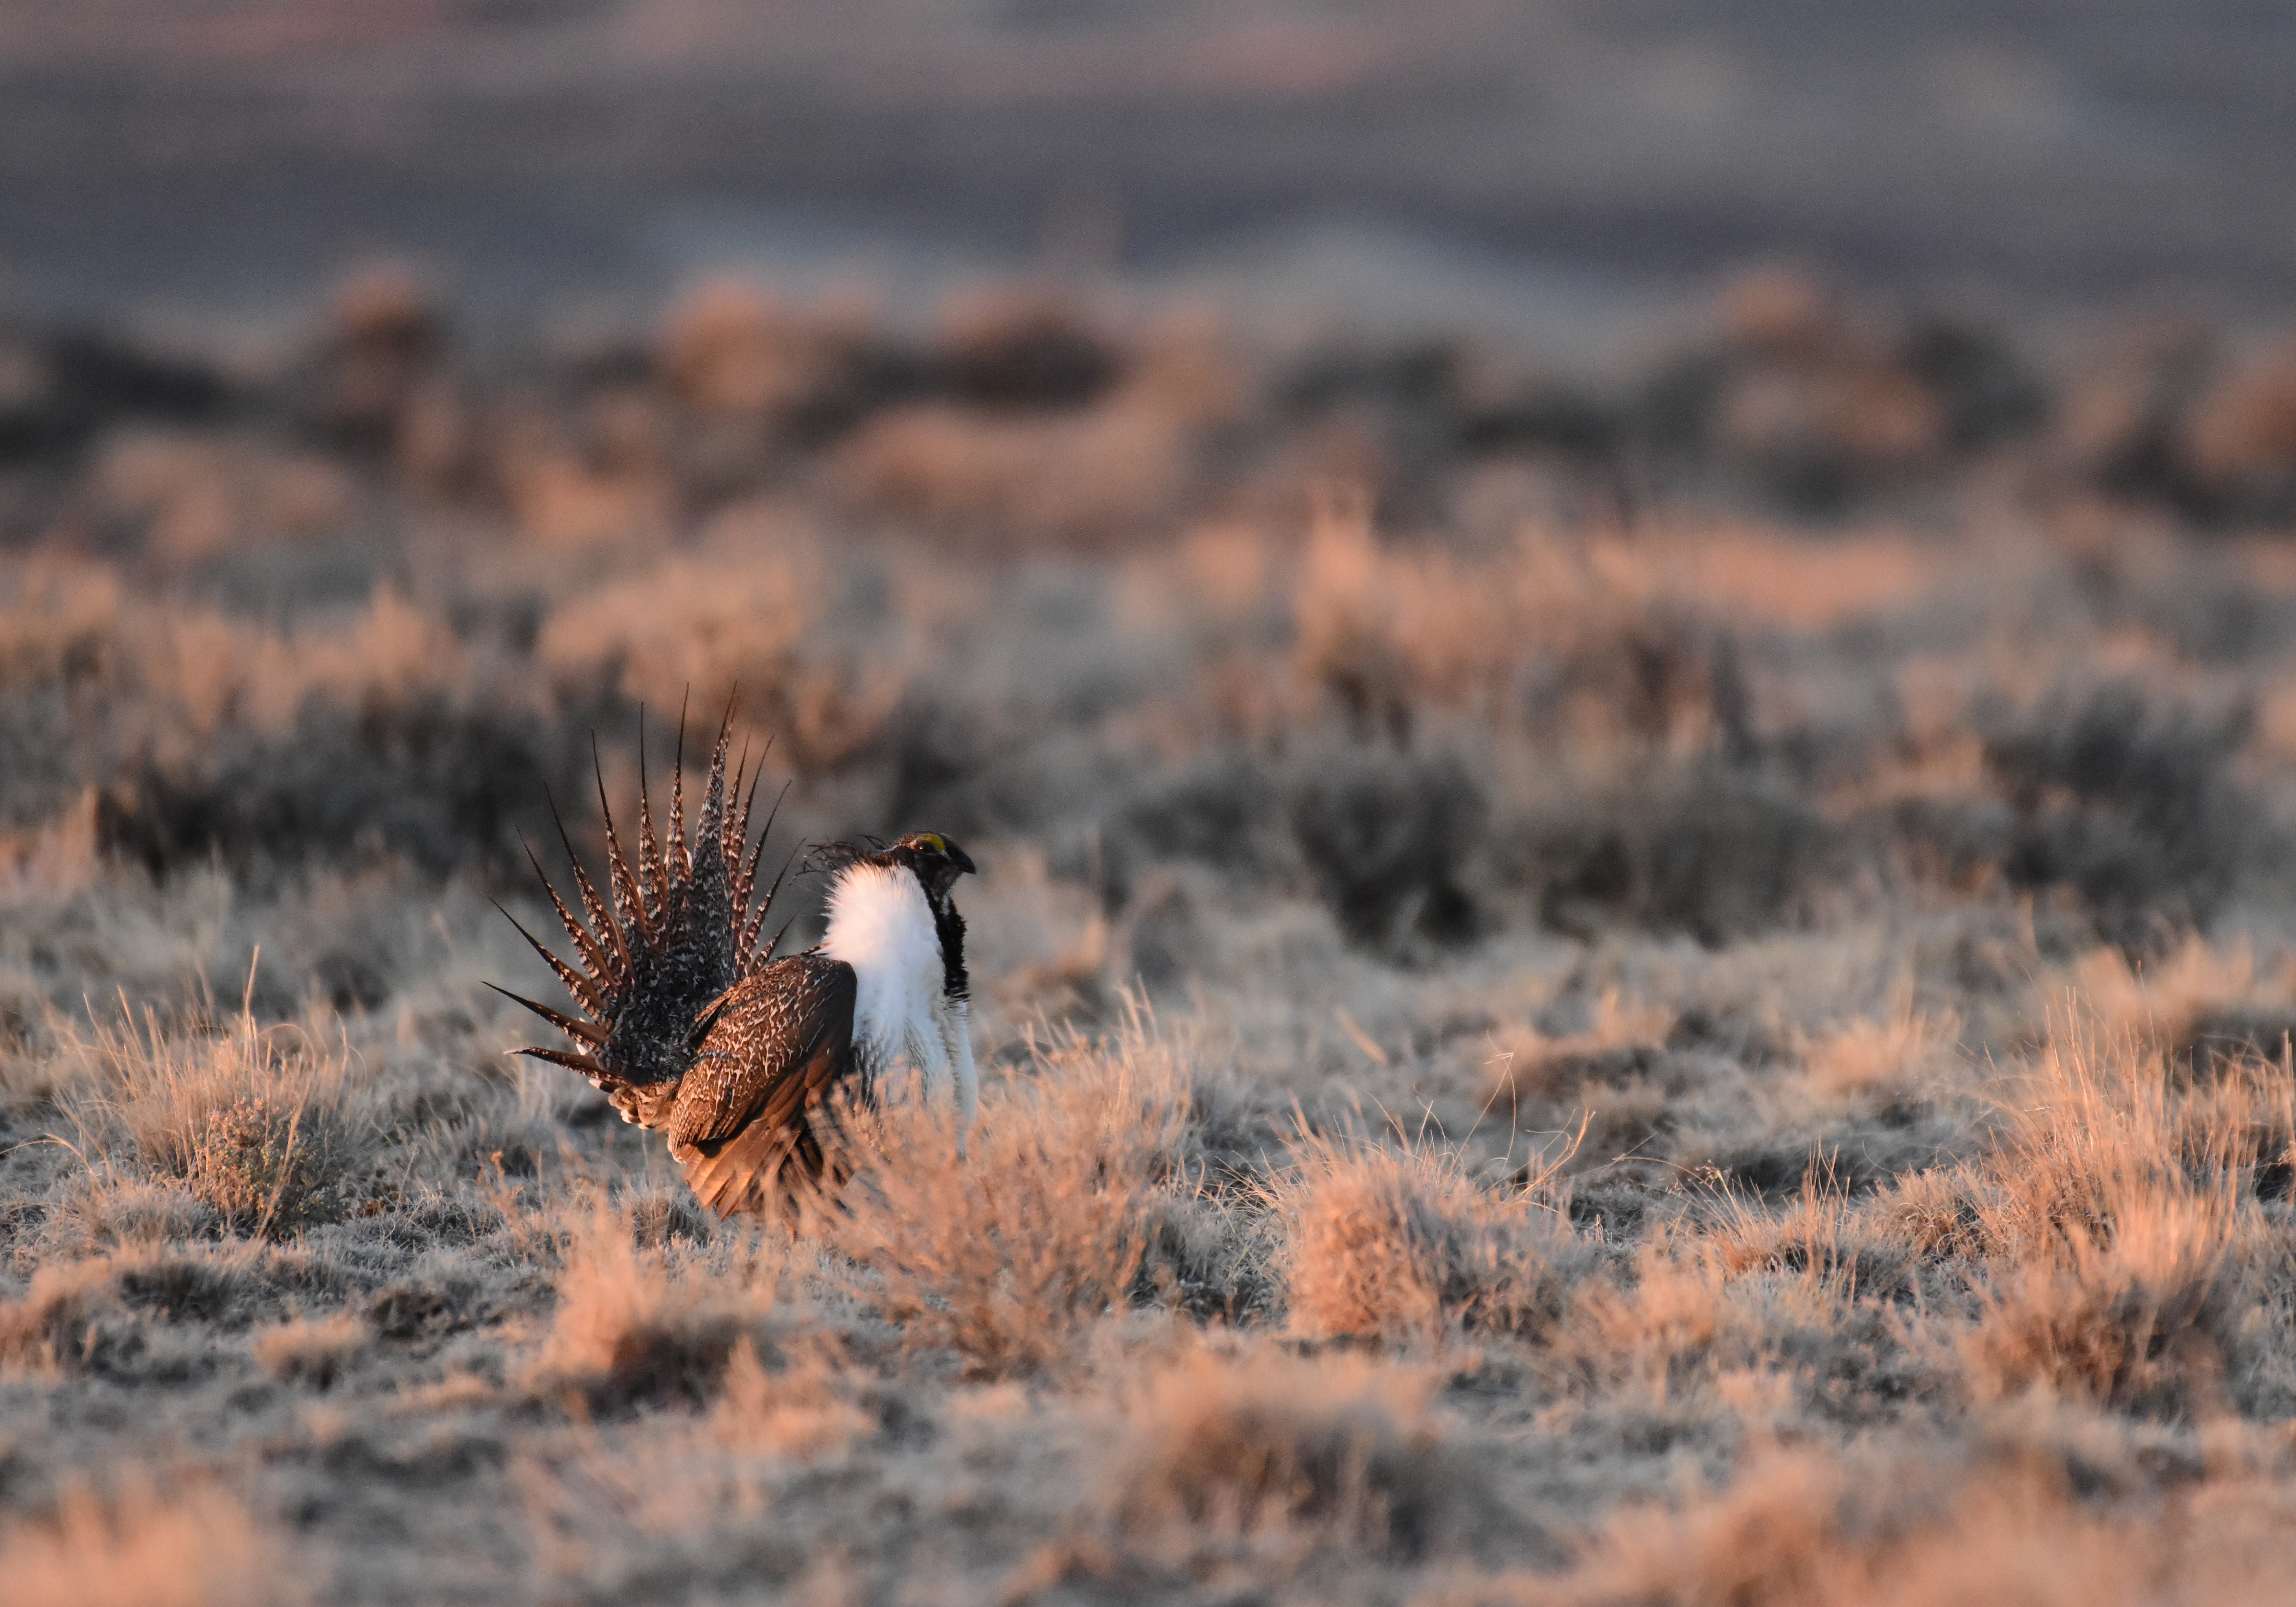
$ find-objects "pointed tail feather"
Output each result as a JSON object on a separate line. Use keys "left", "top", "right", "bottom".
{"left": 592, "top": 733, "right": 653, "bottom": 944}
{"left": 668, "top": 693, "right": 692, "bottom": 882}
{"left": 493, "top": 900, "right": 608, "bottom": 1020}
{"left": 484, "top": 981, "right": 609, "bottom": 1047}
{"left": 511, "top": 1044, "right": 613, "bottom": 1079}
{"left": 547, "top": 788, "right": 630, "bottom": 981}
{"left": 498, "top": 699, "right": 792, "bottom": 1109}
{"left": 635, "top": 707, "right": 669, "bottom": 915}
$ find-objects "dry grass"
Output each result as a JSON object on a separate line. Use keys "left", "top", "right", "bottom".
{"left": 249, "top": 1310, "right": 368, "bottom": 1387}
{"left": 808, "top": 1014, "right": 1190, "bottom": 1376}
{"left": 8, "top": 276, "right": 2296, "bottom": 1604}
{"left": 0, "top": 1255, "right": 128, "bottom": 1372}
{"left": 528, "top": 1196, "right": 788, "bottom": 1409}
{"left": 1274, "top": 1135, "right": 1584, "bottom": 1346}
{"left": 43, "top": 1003, "right": 363, "bottom": 1238}
{"left": 0, "top": 1479, "right": 301, "bottom": 1607}
{"left": 1927, "top": 1016, "right": 2278, "bottom": 1415}
{"left": 1100, "top": 1341, "right": 1465, "bottom": 1560}
{"left": 1513, "top": 1441, "right": 2251, "bottom": 1607}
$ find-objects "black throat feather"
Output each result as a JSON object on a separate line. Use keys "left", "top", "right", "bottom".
{"left": 929, "top": 891, "right": 968, "bottom": 1001}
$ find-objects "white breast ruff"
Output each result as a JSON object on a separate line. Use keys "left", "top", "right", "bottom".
{"left": 821, "top": 862, "right": 977, "bottom": 1131}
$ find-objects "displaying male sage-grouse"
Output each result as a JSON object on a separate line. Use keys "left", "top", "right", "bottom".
{"left": 491, "top": 712, "right": 977, "bottom": 1217}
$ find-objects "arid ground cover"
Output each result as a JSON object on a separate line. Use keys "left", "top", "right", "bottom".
{"left": 9, "top": 270, "right": 2296, "bottom": 1603}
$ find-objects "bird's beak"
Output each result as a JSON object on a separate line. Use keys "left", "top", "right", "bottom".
{"left": 950, "top": 843, "right": 977, "bottom": 876}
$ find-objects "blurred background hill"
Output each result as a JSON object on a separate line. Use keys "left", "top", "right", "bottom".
{"left": 0, "top": 0, "right": 2291, "bottom": 341}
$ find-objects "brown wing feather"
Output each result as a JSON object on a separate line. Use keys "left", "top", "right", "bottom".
{"left": 674, "top": 1109, "right": 831, "bottom": 1219}
{"left": 667, "top": 954, "right": 858, "bottom": 1217}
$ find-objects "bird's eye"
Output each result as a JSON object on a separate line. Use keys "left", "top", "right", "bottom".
{"left": 918, "top": 833, "right": 946, "bottom": 854}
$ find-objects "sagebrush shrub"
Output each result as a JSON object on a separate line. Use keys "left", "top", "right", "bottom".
{"left": 1511, "top": 762, "right": 1829, "bottom": 945}
{"left": 1980, "top": 680, "right": 2256, "bottom": 948}
{"left": 46, "top": 1007, "right": 364, "bottom": 1242}
{"left": 1291, "top": 750, "right": 1487, "bottom": 956}
{"left": 809, "top": 1023, "right": 1189, "bottom": 1376}
{"left": 1274, "top": 1137, "right": 1581, "bottom": 1346}
{"left": 180, "top": 1094, "right": 343, "bottom": 1236}
{"left": 1104, "top": 1344, "right": 1463, "bottom": 1559}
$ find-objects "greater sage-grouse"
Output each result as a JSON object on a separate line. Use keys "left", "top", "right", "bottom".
{"left": 492, "top": 713, "right": 977, "bottom": 1216}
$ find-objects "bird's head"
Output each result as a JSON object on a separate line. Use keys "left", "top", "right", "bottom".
{"left": 884, "top": 832, "right": 977, "bottom": 900}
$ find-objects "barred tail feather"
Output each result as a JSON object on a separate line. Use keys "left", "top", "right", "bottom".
{"left": 635, "top": 709, "right": 669, "bottom": 915}
{"left": 494, "top": 901, "right": 607, "bottom": 1018}
{"left": 514, "top": 1045, "right": 611, "bottom": 1079}
{"left": 547, "top": 790, "right": 628, "bottom": 980}
{"left": 482, "top": 983, "right": 607, "bottom": 1047}
{"left": 498, "top": 701, "right": 788, "bottom": 1120}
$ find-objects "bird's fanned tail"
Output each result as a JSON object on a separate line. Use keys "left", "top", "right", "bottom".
{"left": 496, "top": 701, "right": 790, "bottom": 1122}
{"left": 494, "top": 726, "right": 975, "bottom": 1219}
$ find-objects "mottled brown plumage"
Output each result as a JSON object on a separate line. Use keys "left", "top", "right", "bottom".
{"left": 672, "top": 953, "right": 859, "bottom": 1214}
{"left": 493, "top": 704, "right": 872, "bottom": 1213}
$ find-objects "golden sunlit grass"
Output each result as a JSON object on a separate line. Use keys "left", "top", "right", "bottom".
{"left": 248, "top": 1310, "right": 368, "bottom": 1388}
{"left": 1272, "top": 1133, "right": 1584, "bottom": 1346}
{"left": 809, "top": 1014, "right": 1191, "bottom": 1376}
{"left": 1099, "top": 1341, "right": 1463, "bottom": 1560}
{"left": 0, "top": 1479, "right": 300, "bottom": 1607}
{"left": 1519, "top": 1444, "right": 2175, "bottom": 1607}
{"left": 527, "top": 1195, "right": 789, "bottom": 1408}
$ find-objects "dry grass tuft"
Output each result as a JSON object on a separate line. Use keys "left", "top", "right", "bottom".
{"left": 1550, "top": 1231, "right": 1761, "bottom": 1397}
{"left": 1104, "top": 1342, "right": 1464, "bottom": 1560}
{"left": 2069, "top": 937, "right": 2296, "bottom": 1078}
{"left": 514, "top": 1340, "right": 871, "bottom": 1595}
{"left": 2, "top": 1243, "right": 294, "bottom": 1375}
{"left": 528, "top": 1200, "right": 786, "bottom": 1411}
{"left": 829, "top": 397, "right": 1189, "bottom": 545}
{"left": 1799, "top": 1000, "right": 1957, "bottom": 1100}
{"left": 249, "top": 1311, "right": 368, "bottom": 1388}
{"left": 1488, "top": 988, "right": 1674, "bottom": 1105}
{"left": 48, "top": 1004, "right": 362, "bottom": 1239}
{"left": 1960, "top": 1205, "right": 2234, "bottom": 1414}
{"left": 1540, "top": 1445, "right": 2159, "bottom": 1607}
{"left": 707, "top": 1335, "right": 873, "bottom": 1463}
{"left": 1956, "top": 1030, "right": 2253, "bottom": 1412}
{"left": 655, "top": 278, "right": 848, "bottom": 422}
{"left": 1274, "top": 1136, "right": 1582, "bottom": 1346}
{"left": 1708, "top": 1175, "right": 1912, "bottom": 1301}
{"left": 0, "top": 1257, "right": 124, "bottom": 1373}
{"left": 1880, "top": 1014, "right": 2273, "bottom": 1413}
{"left": 811, "top": 1016, "right": 1190, "bottom": 1376}
{"left": 0, "top": 1478, "right": 301, "bottom": 1607}
{"left": 1968, "top": 1014, "right": 2254, "bottom": 1263}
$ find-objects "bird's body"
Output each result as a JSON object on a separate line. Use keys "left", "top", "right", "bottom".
{"left": 492, "top": 711, "right": 977, "bottom": 1218}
